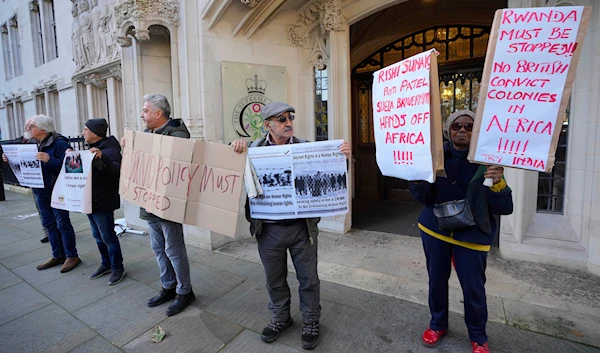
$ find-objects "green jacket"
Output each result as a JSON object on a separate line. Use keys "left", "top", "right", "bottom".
{"left": 139, "top": 118, "right": 191, "bottom": 221}
{"left": 245, "top": 135, "right": 320, "bottom": 244}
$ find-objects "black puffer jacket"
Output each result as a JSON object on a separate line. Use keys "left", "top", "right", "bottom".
{"left": 89, "top": 136, "right": 122, "bottom": 213}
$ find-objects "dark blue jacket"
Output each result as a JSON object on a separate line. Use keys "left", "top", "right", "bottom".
{"left": 34, "top": 133, "right": 70, "bottom": 196}
{"left": 409, "top": 143, "right": 513, "bottom": 246}
{"left": 90, "top": 136, "right": 121, "bottom": 213}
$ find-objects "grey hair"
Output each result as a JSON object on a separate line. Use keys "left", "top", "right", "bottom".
{"left": 28, "top": 114, "right": 55, "bottom": 133}
{"left": 143, "top": 94, "right": 171, "bottom": 118}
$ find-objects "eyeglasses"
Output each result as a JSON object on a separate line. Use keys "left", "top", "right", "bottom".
{"left": 270, "top": 114, "right": 295, "bottom": 123}
{"left": 450, "top": 122, "right": 473, "bottom": 132}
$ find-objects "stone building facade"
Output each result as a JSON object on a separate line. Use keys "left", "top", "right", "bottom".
{"left": 1, "top": 0, "right": 599, "bottom": 276}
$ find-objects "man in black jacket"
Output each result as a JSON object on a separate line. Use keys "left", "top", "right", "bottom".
{"left": 83, "top": 118, "right": 126, "bottom": 285}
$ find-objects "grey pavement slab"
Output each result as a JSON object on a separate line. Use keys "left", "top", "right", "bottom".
{"left": 188, "top": 246, "right": 239, "bottom": 267}
{"left": 204, "top": 278, "right": 289, "bottom": 333}
{"left": 0, "top": 236, "right": 47, "bottom": 259}
{"left": 0, "top": 229, "right": 35, "bottom": 246}
{"left": 283, "top": 301, "right": 422, "bottom": 353}
{"left": 73, "top": 282, "right": 170, "bottom": 347}
{"left": 217, "top": 257, "right": 267, "bottom": 282}
{"left": 0, "top": 281, "right": 51, "bottom": 325}
{"left": 220, "top": 329, "right": 303, "bottom": 353}
{"left": 124, "top": 256, "right": 161, "bottom": 285}
{"left": 69, "top": 336, "right": 123, "bottom": 353}
{"left": 185, "top": 261, "right": 247, "bottom": 308}
{"left": 0, "top": 245, "right": 54, "bottom": 269}
{"left": 503, "top": 298, "right": 600, "bottom": 349}
{"left": 123, "top": 306, "right": 243, "bottom": 353}
{"left": 37, "top": 266, "right": 135, "bottom": 312}
{"left": 12, "top": 254, "right": 98, "bottom": 287}
{"left": 0, "top": 263, "right": 23, "bottom": 290}
{"left": 0, "top": 304, "right": 96, "bottom": 353}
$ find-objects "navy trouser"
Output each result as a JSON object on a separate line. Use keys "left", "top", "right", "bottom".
{"left": 34, "top": 191, "right": 77, "bottom": 259}
{"left": 88, "top": 212, "right": 124, "bottom": 270}
{"left": 257, "top": 221, "right": 321, "bottom": 323}
{"left": 421, "top": 231, "right": 488, "bottom": 344}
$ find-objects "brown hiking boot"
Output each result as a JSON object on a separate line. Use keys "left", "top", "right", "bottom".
{"left": 60, "top": 257, "right": 81, "bottom": 273}
{"left": 37, "top": 257, "right": 65, "bottom": 270}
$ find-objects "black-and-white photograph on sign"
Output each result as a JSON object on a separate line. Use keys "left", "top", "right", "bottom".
{"left": 247, "top": 140, "right": 348, "bottom": 220}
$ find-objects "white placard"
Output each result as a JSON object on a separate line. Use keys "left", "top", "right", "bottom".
{"left": 372, "top": 49, "right": 437, "bottom": 182}
{"left": 51, "top": 150, "right": 94, "bottom": 213}
{"left": 2, "top": 144, "right": 44, "bottom": 188}
{"left": 248, "top": 140, "right": 348, "bottom": 220}
{"left": 470, "top": 6, "right": 586, "bottom": 171}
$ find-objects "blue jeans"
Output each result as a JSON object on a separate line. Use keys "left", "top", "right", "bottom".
{"left": 34, "top": 191, "right": 78, "bottom": 259}
{"left": 87, "top": 212, "right": 124, "bottom": 270}
{"left": 147, "top": 219, "right": 192, "bottom": 295}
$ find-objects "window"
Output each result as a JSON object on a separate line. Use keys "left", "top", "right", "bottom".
{"left": 537, "top": 102, "right": 569, "bottom": 213}
{"left": 48, "top": 90, "right": 60, "bottom": 131}
{"left": 8, "top": 17, "right": 23, "bottom": 76}
{"left": 30, "top": 1, "right": 45, "bottom": 66}
{"left": 315, "top": 66, "right": 328, "bottom": 141}
{"left": 6, "top": 102, "right": 16, "bottom": 138}
{"left": 35, "top": 93, "right": 46, "bottom": 114}
{"left": 1, "top": 24, "right": 11, "bottom": 79}
{"left": 29, "top": 0, "right": 58, "bottom": 66}
{"left": 41, "top": 0, "right": 58, "bottom": 60}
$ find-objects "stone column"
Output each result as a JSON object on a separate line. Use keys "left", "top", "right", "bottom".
{"left": 85, "top": 83, "right": 94, "bottom": 122}
{"left": 106, "top": 76, "right": 124, "bottom": 139}
{"left": 321, "top": 24, "right": 352, "bottom": 233}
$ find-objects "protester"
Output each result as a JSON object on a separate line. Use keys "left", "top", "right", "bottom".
{"left": 128, "top": 94, "right": 195, "bottom": 316}
{"left": 232, "top": 102, "right": 351, "bottom": 350}
{"left": 409, "top": 110, "right": 513, "bottom": 353}
{"left": 2, "top": 115, "right": 80, "bottom": 272}
{"left": 82, "top": 118, "right": 126, "bottom": 285}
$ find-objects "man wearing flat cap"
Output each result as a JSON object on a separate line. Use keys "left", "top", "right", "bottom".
{"left": 83, "top": 118, "right": 126, "bottom": 285}
{"left": 232, "top": 102, "right": 351, "bottom": 350}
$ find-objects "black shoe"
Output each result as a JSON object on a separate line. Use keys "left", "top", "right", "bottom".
{"left": 166, "top": 291, "right": 196, "bottom": 316}
{"left": 261, "top": 317, "right": 293, "bottom": 343}
{"left": 147, "top": 287, "right": 177, "bottom": 307}
{"left": 40, "top": 236, "right": 49, "bottom": 243}
{"left": 108, "top": 268, "right": 126, "bottom": 285}
{"left": 301, "top": 321, "right": 319, "bottom": 350}
{"left": 89, "top": 265, "right": 111, "bottom": 279}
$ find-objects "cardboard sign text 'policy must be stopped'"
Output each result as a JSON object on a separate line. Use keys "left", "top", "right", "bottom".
{"left": 119, "top": 130, "right": 246, "bottom": 237}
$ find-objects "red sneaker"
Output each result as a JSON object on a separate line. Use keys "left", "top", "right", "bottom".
{"left": 421, "top": 327, "right": 447, "bottom": 348}
{"left": 472, "top": 341, "right": 490, "bottom": 353}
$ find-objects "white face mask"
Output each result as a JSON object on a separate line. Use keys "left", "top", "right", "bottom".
{"left": 23, "top": 131, "right": 32, "bottom": 140}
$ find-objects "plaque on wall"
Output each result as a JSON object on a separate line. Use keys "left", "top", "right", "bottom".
{"left": 222, "top": 62, "right": 287, "bottom": 143}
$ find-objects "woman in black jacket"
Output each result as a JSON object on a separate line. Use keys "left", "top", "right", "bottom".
{"left": 409, "top": 110, "right": 513, "bottom": 353}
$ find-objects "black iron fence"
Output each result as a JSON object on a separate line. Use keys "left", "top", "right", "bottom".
{"left": 0, "top": 136, "right": 88, "bottom": 187}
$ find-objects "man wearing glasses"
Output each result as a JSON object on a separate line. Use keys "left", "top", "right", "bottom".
{"left": 232, "top": 102, "right": 350, "bottom": 350}
{"left": 2, "top": 115, "right": 81, "bottom": 272}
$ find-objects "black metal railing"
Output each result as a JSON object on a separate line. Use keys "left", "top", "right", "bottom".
{"left": 0, "top": 136, "right": 88, "bottom": 187}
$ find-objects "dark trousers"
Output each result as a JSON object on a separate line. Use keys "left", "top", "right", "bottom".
{"left": 34, "top": 191, "right": 77, "bottom": 259}
{"left": 88, "top": 212, "right": 124, "bottom": 270}
{"left": 257, "top": 221, "right": 321, "bottom": 323}
{"left": 421, "top": 231, "right": 488, "bottom": 344}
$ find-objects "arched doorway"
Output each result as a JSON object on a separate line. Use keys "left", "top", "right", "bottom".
{"left": 349, "top": 0, "right": 506, "bottom": 234}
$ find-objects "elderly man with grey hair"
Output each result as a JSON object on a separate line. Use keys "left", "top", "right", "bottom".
{"left": 232, "top": 102, "right": 351, "bottom": 350}
{"left": 2, "top": 115, "right": 80, "bottom": 272}
{"left": 131, "top": 94, "right": 195, "bottom": 316}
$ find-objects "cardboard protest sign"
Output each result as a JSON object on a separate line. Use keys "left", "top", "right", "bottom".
{"left": 119, "top": 130, "right": 246, "bottom": 237}
{"left": 468, "top": 6, "right": 591, "bottom": 172}
{"left": 372, "top": 49, "right": 445, "bottom": 183}
{"left": 51, "top": 151, "right": 94, "bottom": 213}
{"left": 2, "top": 144, "right": 44, "bottom": 188}
{"left": 248, "top": 140, "right": 348, "bottom": 220}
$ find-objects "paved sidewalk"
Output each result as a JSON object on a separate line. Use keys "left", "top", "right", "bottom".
{"left": 0, "top": 190, "right": 599, "bottom": 353}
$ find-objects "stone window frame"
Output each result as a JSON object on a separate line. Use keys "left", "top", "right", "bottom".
{"left": 1, "top": 23, "right": 11, "bottom": 80}
{"left": 29, "top": 0, "right": 45, "bottom": 66}
{"left": 8, "top": 16, "right": 23, "bottom": 77}
{"left": 41, "top": 0, "right": 58, "bottom": 61}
